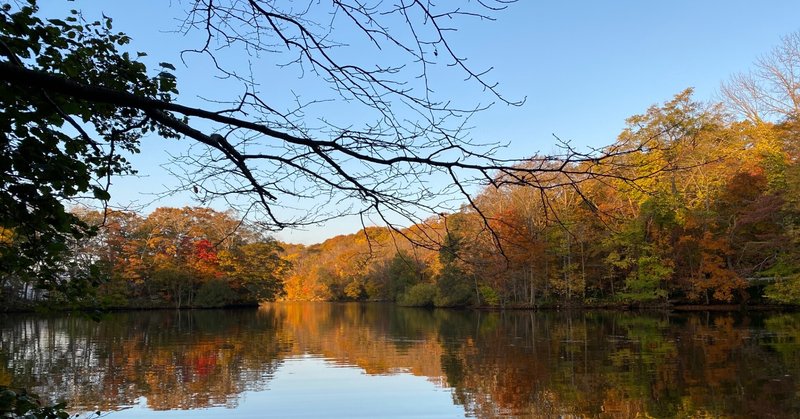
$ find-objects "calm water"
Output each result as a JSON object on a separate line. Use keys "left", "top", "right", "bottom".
{"left": 1, "top": 303, "right": 799, "bottom": 418}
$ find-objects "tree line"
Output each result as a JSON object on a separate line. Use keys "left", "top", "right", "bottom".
{"left": 5, "top": 86, "right": 799, "bottom": 309}
{"left": 2, "top": 0, "right": 799, "bottom": 309}
{"left": 281, "top": 88, "right": 800, "bottom": 307}
{"left": 1, "top": 206, "right": 288, "bottom": 309}
{"left": 274, "top": 33, "right": 800, "bottom": 308}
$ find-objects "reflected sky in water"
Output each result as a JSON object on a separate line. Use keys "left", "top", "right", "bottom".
{"left": 111, "top": 356, "right": 464, "bottom": 418}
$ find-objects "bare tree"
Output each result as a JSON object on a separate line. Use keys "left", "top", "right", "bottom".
{"left": 722, "top": 31, "right": 800, "bottom": 122}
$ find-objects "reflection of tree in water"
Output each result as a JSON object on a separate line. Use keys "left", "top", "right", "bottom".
{"left": 0, "top": 310, "right": 286, "bottom": 411}
{"left": 1, "top": 305, "right": 799, "bottom": 417}
{"left": 262, "top": 303, "right": 449, "bottom": 377}
{"left": 264, "top": 304, "right": 800, "bottom": 418}
{"left": 436, "top": 311, "right": 799, "bottom": 418}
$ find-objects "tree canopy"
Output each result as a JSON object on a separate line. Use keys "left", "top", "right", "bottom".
{"left": 1, "top": 1, "right": 179, "bottom": 290}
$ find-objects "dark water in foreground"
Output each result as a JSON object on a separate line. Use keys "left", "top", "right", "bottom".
{"left": 1, "top": 303, "right": 799, "bottom": 418}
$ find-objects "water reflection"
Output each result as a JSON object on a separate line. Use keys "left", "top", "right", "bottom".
{"left": 1, "top": 304, "right": 798, "bottom": 418}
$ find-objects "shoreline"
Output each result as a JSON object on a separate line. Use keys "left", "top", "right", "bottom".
{"left": 1, "top": 300, "right": 796, "bottom": 314}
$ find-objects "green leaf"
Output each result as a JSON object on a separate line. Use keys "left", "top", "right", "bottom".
{"left": 92, "top": 187, "right": 111, "bottom": 201}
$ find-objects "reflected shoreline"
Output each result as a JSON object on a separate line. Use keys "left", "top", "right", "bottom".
{"left": 1, "top": 302, "right": 798, "bottom": 418}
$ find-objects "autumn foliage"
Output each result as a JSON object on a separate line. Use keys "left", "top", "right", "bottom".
{"left": 4, "top": 87, "right": 797, "bottom": 310}
{"left": 60, "top": 207, "right": 289, "bottom": 308}
{"left": 279, "top": 89, "right": 800, "bottom": 307}
{"left": 3, "top": 26, "right": 800, "bottom": 309}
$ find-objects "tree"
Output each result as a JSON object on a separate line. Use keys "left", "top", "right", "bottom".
{"left": 721, "top": 31, "right": 800, "bottom": 123}
{"left": 432, "top": 231, "right": 474, "bottom": 307}
{"left": 385, "top": 251, "right": 428, "bottom": 301}
{"left": 0, "top": 2, "right": 177, "bottom": 291}
{"left": 220, "top": 240, "right": 290, "bottom": 302}
{"left": 720, "top": 30, "right": 800, "bottom": 304}
{"left": 1, "top": 0, "right": 664, "bottom": 290}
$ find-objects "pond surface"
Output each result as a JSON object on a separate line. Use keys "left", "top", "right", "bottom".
{"left": 1, "top": 303, "right": 799, "bottom": 418}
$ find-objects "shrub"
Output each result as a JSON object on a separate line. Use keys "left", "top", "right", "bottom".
{"left": 195, "top": 279, "right": 237, "bottom": 308}
{"left": 433, "top": 265, "right": 473, "bottom": 307}
{"left": 479, "top": 285, "right": 500, "bottom": 306}
{"left": 398, "top": 283, "right": 436, "bottom": 307}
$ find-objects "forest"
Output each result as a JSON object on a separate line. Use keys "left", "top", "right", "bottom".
{"left": 4, "top": 2, "right": 800, "bottom": 418}
{"left": 2, "top": 206, "right": 289, "bottom": 309}
{"left": 4, "top": 84, "right": 799, "bottom": 310}
{"left": 1, "top": 1, "right": 799, "bottom": 310}
{"left": 274, "top": 87, "right": 800, "bottom": 308}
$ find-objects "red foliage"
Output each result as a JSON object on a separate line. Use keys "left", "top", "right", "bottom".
{"left": 193, "top": 239, "right": 218, "bottom": 263}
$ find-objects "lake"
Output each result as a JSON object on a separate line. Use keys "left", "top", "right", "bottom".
{"left": 1, "top": 303, "right": 798, "bottom": 418}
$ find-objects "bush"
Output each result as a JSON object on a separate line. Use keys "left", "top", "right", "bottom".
{"left": 398, "top": 283, "right": 437, "bottom": 307}
{"left": 479, "top": 285, "right": 500, "bottom": 306}
{"left": 97, "top": 278, "right": 129, "bottom": 308}
{"left": 765, "top": 274, "right": 800, "bottom": 305}
{"left": 433, "top": 265, "right": 473, "bottom": 307}
{"left": 344, "top": 279, "right": 365, "bottom": 300}
{"left": 195, "top": 279, "right": 237, "bottom": 308}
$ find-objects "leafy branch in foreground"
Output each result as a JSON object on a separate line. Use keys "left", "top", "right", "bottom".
{"left": 0, "top": 1, "right": 178, "bottom": 291}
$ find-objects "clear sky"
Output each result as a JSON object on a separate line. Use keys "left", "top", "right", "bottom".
{"left": 48, "top": 1, "right": 800, "bottom": 244}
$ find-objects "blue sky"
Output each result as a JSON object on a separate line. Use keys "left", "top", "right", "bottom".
{"left": 48, "top": 1, "right": 800, "bottom": 244}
